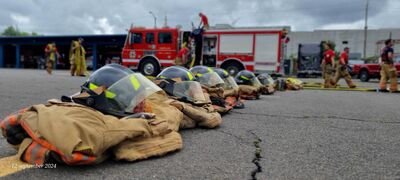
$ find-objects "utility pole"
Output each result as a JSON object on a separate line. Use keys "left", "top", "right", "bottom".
{"left": 363, "top": 0, "right": 369, "bottom": 59}
{"left": 164, "top": 15, "right": 168, "bottom": 28}
{"left": 149, "top": 11, "right": 157, "bottom": 28}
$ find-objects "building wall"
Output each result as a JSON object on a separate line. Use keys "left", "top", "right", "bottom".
{"left": 287, "top": 29, "right": 400, "bottom": 58}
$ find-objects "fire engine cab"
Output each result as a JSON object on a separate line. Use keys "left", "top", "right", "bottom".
{"left": 122, "top": 26, "right": 286, "bottom": 76}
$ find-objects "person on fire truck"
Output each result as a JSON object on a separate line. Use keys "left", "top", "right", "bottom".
{"left": 175, "top": 42, "right": 191, "bottom": 68}
{"left": 198, "top": 12, "right": 209, "bottom": 30}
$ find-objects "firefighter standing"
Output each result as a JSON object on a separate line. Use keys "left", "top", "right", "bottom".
{"left": 379, "top": 39, "right": 398, "bottom": 92}
{"left": 44, "top": 42, "right": 59, "bottom": 75}
{"left": 175, "top": 42, "right": 191, "bottom": 68}
{"left": 69, "top": 38, "right": 87, "bottom": 76}
{"left": 199, "top": 12, "right": 209, "bottom": 30}
{"left": 333, "top": 47, "right": 356, "bottom": 88}
{"left": 321, "top": 42, "right": 336, "bottom": 88}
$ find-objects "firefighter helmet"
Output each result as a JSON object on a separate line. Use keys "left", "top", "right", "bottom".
{"left": 235, "top": 70, "right": 256, "bottom": 85}
{"left": 76, "top": 64, "right": 162, "bottom": 117}
{"left": 213, "top": 67, "right": 239, "bottom": 90}
{"left": 156, "top": 66, "right": 207, "bottom": 105}
{"left": 189, "top": 66, "right": 224, "bottom": 87}
{"left": 213, "top": 68, "right": 230, "bottom": 79}
{"left": 257, "top": 73, "right": 275, "bottom": 86}
{"left": 157, "top": 66, "right": 195, "bottom": 81}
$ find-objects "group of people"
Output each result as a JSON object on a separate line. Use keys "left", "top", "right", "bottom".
{"left": 321, "top": 42, "right": 356, "bottom": 88}
{"left": 321, "top": 39, "right": 397, "bottom": 92}
{"left": 44, "top": 38, "right": 87, "bottom": 76}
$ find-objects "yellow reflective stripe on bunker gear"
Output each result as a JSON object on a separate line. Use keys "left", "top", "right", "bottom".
{"left": 240, "top": 75, "right": 250, "bottom": 81}
{"left": 130, "top": 75, "right": 141, "bottom": 91}
{"left": 223, "top": 70, "right": 228, "bottom": 76}
{"left": 207, "top": 67, "right": 213, "bottom": 72}
{"left": 187, "top": 72, "right": 194, "bottom": 80}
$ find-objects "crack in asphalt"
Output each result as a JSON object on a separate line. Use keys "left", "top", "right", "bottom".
{"left": 215, "top": 130, "right": 248, "bottom": 145}
{"left": 231, "top": 111, "right": 400, "bottom": 124}
{"left": 248, "top": 130, "right": 262, "bottom": 180}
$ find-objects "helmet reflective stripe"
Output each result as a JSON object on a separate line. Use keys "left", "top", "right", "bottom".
{"left": 105, "top": 91, "right": 116, "bottom": 99}
{"left": 207, "top": 67, "right": 213, "bottom": 72}
{"left": 196, "top": 73, "right": 203, "bottom": 77}
{"left": 88, "top": 83, "right": 116, "bottom": 99}
{"left": 240, "top": 75, "right": 250, "bottom": 81}
{"left": 223, "top": 71, "right": 228, "bottom": 76}
{"left": 89, "top": 83, "right": 98, "bottom": 91}
{"left": 129, "top": 75, "right": 141, "bottom": 91}
{"left": 187, "top": 72, "right": 194, "bottom": 80}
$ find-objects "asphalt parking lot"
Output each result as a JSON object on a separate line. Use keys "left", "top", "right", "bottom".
{"left": 1, "top": 69, "right": 400, "bottom": 179}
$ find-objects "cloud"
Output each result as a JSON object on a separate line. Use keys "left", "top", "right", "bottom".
{"left": 96, "top": 17, "right": 115, "bottom": 34}
{"left": 0, "top": 0, "right": 397, "bottom": 35}
{"left": 10, "top": 13, "right": 30, "bottom": 24}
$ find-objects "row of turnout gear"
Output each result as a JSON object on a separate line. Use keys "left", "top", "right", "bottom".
{"left": 235, "top": 70, "right": 262, "bottom": 100}
{"left": 1, "top": 64, "right": 184, "bottom": 165}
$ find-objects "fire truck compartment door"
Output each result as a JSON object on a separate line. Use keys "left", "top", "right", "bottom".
{"left": 220, "top": 35, "right": 253, "bottom": 54}
{"left": 254, "top": 34, "right": 279, "bottom": 71}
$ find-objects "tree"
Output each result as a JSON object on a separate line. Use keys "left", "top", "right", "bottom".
{"left": 1, "top": 26, "right": 39, "bottom": 36}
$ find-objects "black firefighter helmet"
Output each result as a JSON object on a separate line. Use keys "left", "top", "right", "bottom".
{"left": 156, "top": 66, "right": 208, "bottom": 105}
{"left": 189, "top": 65, "right": 224, "bottom": 87}
{"left": 213, "top": 67, "right": 239, "bottom": 90}
{"left": 257, "top": 73, "right": 275, "bottom": 86}
{"left": 235, "top": 70, "right": 257, "bottom": 85}
{"left": 213, "top": 68, "right": 230, "bottom": 79}
{"left": 156, "top": 66, "right": 195, "bottom": 81}
{"left": 72, "top": 64, "right": 161, "bottom": 117}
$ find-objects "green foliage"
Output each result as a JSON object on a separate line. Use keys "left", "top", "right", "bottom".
{"left": 1, "top": 26, "right": 39, "bottom": 36}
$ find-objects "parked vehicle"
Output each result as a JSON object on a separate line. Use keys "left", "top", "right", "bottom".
{"left": 297, "top": 43, "right": 323, "bottom": 78}
{"left": 352, "top": 56, "right": 400, "bottom": 82}
{"left": 121, "top": 27, "right": 286, "bottom": 76}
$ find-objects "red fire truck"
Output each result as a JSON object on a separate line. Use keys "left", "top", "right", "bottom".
{"left": 121, "top": 26, "right": 286, "bottom": 76}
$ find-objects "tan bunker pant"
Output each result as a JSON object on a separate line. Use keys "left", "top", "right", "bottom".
{"left": 379, "top": 63, "right": 398, "bottom": 91}
{"left": 333, "top": 65, "right": 356, "bottom": 88}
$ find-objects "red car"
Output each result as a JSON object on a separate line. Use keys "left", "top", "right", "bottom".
{"left": 352, "top": 57, "right": 400, "bottom": 82}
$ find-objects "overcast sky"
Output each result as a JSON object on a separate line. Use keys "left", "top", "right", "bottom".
{"left": 0, "top": 0, "right": 399, "bottom": 35}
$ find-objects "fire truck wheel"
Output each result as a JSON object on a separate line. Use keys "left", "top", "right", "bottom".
{"left": 139, "top": 59, "right": 160, "bottom": 76}
{"left": 222, "top": 61, "right": 244, "bottom": 76}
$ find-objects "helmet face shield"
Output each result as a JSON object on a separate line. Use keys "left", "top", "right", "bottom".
{"left": 157, "top": 66, "right": 195, "bottom": 81}
{"left": 223, "top": 76, "right": 239, "bottom": 90}
{"left": 197, "top": 72, "right": 225, "bottom": 87}
{"left": 107, "top": 73, "right": 162, "bottom": 114}
{"left": 252, "top": 77, "right": 263, "bottom": 87}
{"left": 172, "top": 81, "right": 207, "bottom": 104}
{"left": 259, "top": 75, "right": 275, "bottom": 86}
